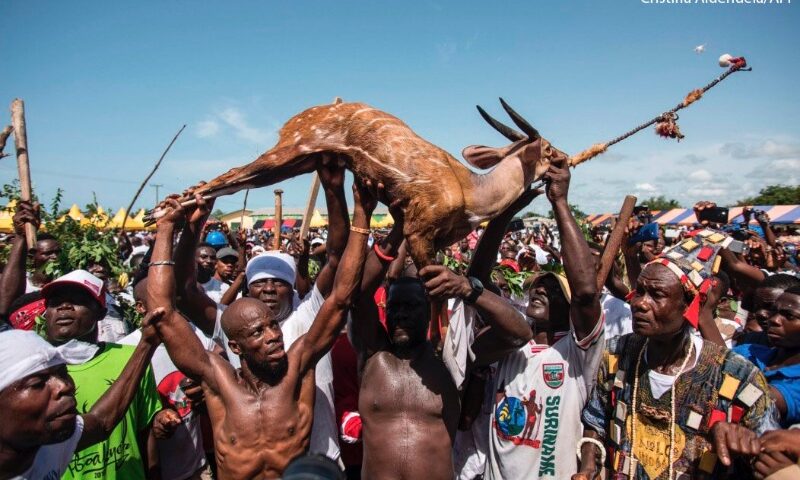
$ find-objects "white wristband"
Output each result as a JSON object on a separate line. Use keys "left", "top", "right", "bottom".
{"left": 576, "top": 437, "right": 606, "bottom": 466}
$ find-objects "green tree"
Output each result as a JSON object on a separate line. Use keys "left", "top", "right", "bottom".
{"left": 639, "top": 195, "right": 681, "bottom": 211}
{"left": 737, "top": 185, "right": 800, "bottom": 206}
{"left": 210, "top": 208, "right": 225, "bottom": 220}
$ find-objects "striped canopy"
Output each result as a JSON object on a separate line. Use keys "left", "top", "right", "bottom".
{"left": 586, "top": 205, "right": 800, "bottom": 226}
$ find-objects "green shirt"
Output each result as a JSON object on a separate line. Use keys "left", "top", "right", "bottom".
{"left": 63, "top": 343, "right": 161, "bottom": 480}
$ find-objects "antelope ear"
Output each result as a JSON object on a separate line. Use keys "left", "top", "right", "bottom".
{"left": 462, "top": 145, "right": 506, "bottom": 169}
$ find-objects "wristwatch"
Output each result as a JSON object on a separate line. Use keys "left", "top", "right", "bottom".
{"left": 464, "top": 276, "right": 484, "bottom": 304}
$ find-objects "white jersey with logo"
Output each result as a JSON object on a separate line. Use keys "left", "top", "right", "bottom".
{"left": 485, "top": 316, "right": 605, "bottom": 480}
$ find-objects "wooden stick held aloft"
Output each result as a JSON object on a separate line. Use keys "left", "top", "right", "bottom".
{"left": 10, "top": 100, "right": 36, "bottom": 249}
{"left": 596, "top": 195, "right": 637, "bottom": 293}
{"left": 0, "top": 125, "right": 12, "bottom": 159}
{"left": 299, "top": 173, "right": 321, "bottom": 240}
{"left": 273, "top": 189, "right": 284, "bottom": 251}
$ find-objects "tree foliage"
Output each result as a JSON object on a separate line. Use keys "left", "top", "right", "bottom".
{"left": 736, "top": 185, "right": 800, "bottom": 206}
{"left": 639, "top": 195, "right": 682, "bottom": 211}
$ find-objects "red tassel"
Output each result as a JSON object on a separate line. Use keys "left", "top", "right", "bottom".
{"left": 683, "top": 279, "right": 712, "bottom": 328}
{"left": 655, "top": 112, "right": 684, "bottom": 141}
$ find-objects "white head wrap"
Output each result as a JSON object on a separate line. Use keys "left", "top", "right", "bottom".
{"left": 0, "top": 330, "right": 67, "bottom": 393}
{"left": 246, "top": 252, "right": 297, "bottom": 288}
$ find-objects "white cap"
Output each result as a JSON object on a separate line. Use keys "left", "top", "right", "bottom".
{"left": 0, "top": 330, "right": 67, "bottom": 392}
{"left": 310, "top": 238, "right": 324, "bottom": 247}
{"left": 42, "top": 270, "right": 106, "bottom": 308}
{"left": 246, "top": 252, "right": 296, "bottom": 287}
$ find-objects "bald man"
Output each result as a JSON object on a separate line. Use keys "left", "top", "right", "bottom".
{"left": 147, "top": 184, "right": 374, "bottom": 479}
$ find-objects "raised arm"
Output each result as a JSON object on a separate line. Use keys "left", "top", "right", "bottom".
{"left": 147, "top": 198, "right": 221, "bottom": 387}
{"left": 419, "top": 265, "right": 532, "bottom": 366}
{"left": 542, "top": 155, "right": 601, "bottom": 340}
{"left": 467, "top": 187, "right": 542, "bottom": 283}
{"left": 78, "top": 308, "right": 162, "bottom": 449}
{"left": 295, "top": 180, "right": 373, "bottom": 373}
{"left": 0, "top": 201, "right": 39, "bottom": 319}
{"left": 313, "top": 154, "right": 349, "bottom": 297}
{"left": 172, "top": 192, "right": 219, "bottom": 335}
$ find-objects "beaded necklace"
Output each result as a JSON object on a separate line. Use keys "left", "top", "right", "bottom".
{"left": 629, "top": 337, "right": 694, "bottom": 480}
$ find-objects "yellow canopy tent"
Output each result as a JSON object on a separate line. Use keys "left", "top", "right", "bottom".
{"left": 81, "top": 206, "right": 109, "bottom": 228}
{"left": 0, "top": 200, "right": 16, "bottom": 233}
{"left": 123, "top": 209, "right": 147, "bottom": 230}
{"left": 106, "top": 208, "right": 128, "bottom": 229}
{"left": 57, "top": 204, "right": 84, "bottom": 223}
{"left": 309, "top": 209, "right": 327, "bottom": 228}
{"left": 377, "top": 213, "right": 394, "bottom": 228}
{"left": 370, "top": 214, "right": 383, "bottom": 229}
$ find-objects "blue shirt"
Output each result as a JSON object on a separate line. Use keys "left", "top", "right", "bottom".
{"left": 734, "top": 343, "right": 800, "bottom": 427}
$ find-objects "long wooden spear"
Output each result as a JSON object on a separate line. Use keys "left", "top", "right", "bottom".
{"left": 121, "top": 124, "right": 185, "bottom": 230}
{"left": 10, "top": 100, "right": 36, "bottom": 249}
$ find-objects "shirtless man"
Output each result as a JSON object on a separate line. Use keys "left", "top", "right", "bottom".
{"left": 146, "top": 182, "right": 374, "bottom": 479}
{"left": 351, "top": 190, "right": 533, "bottom": 479}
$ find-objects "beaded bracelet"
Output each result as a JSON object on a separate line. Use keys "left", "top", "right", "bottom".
{"left": 576, "top": 437, "right": 606, "bottom": 466}
{"left": 350, "top": 226, "right": 370, "bottom": 235}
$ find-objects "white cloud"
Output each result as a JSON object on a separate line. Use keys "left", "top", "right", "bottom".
{"left": 635, "top": 182, "right": 657, "bottom": 192}
{"left": 688, "top": 169, "right": 712, "bottom": 182}
{"left": 196, "top": 120, "right": 220, "bottom": 138}
{"left": 218, "top": 107, "right": 272, "bottom": 144}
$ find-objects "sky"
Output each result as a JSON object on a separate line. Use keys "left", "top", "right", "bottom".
{"left": 3, "top": 0, "right": 799, "bottom": 216}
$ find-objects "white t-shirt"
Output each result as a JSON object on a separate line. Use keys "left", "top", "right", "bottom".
{"left": 601, "top": 291, "right": 633, "bottom": 341}
{"left": 213, "top": 286, "right": 340, "bottom": 461}
{"left": 120, "top": 323, "right": 215, "bottom": 480}
{"left": 201, "top": 278, "right": 231, "bottom": 305}
{"left": 485, "top": 315, "right": 605, "bottom": 480}
{"left": 97, "top": 295, "right": 129, "bottom": 343}
{"left": 13, "top": 415, "right": 84, "bottom": 480}
{"left": 648, "top": 333, "right": 703, "bottom": 400}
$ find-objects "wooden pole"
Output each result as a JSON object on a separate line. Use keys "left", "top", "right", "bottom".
{"left": 299, "top": 173, "right": 321, "bottom": 240}
{"left": 596, "top": 195, "right": 637, "bottom": 292}
{"left": 239, "top": 189, "right": 250, "bottom": 231}
{"left": 121, "top": 124, "right": 186, "bottom": 230}
{"left": 10, "top": 100, "right": 36, "bottom": 249}
{"left": 273, "top": 189, "right": 284, "bottom": 250}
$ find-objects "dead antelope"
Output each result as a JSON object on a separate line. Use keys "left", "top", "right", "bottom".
{"left": 147, "top": 98, "right": 562, "bottom": 268}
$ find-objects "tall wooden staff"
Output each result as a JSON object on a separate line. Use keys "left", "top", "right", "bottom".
{"left": 596, "top": 195, "right": 637, "bottom": 292}
{"left": 10, "top": 99, "right": 36, "bottom": 249}
{"left": 273, "top": 189, "right": 284, "bottom": 250}
{"left": 299, "top": 173, "right": 321, "bottom": 240}
{"left": 239, "top": 189, "right": 250, "bottom": 231}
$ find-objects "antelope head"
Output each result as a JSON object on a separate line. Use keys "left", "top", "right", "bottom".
{"left": 463, "top": 98, "right": 565, "bottom": 183}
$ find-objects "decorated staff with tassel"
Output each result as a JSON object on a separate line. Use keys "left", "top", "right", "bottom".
{"left": 144, "top": 55, "right": 751, "bottom": 273}
{"left": 576, "top": 227, "right": 778, "bottom": 480}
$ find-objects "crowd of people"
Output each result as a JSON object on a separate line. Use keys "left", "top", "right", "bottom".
{"left": 0, "top": 152, "right": 799, "bottom": 480}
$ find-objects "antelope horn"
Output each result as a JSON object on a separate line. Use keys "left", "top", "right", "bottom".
{"left": 499, "top": 98, "right": 540, "bottom": 140}
{"left": 476, "top": 105, "right": 526, "bottom": 142}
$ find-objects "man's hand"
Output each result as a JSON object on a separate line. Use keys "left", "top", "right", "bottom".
{"left": 180, "top": 377, "right": 206, "bottom": 410}
{"left": 288, "top": 236, "right": 310, "bottom": 259}
{"left": 140, "top": 308, "right": 166, "bottom": 347}
{"left": 155, "top": 196, "right": 187, "bottom": 228}
{"left": 759, "top": 429, "right": 800, "bottom": 459}
{"left": 693, "top": 201, "right": 717, "bottom": 227}
{"left": 711, "top": 422, "right": 761, "bottom": 466}
{"left": 542, "top": 152, "right": 571, "bottom": 205}
{"left": 152, "top": 408, "right": 182, "bottom": 439}
{"left": 318, "top": 153, "right": 347, "bottom": 190}
{"left": 182, "top": 183, "right": 215, "bottom": 226}
{"left": 419, "top": 265, "right": 471, "bottom": 300}
{"left": 12, "top": 200, "right": 40, "bottom": 236}
{"left": 353, "top": 177, "right": 377, "bottom": 216}
{"left": 753, "top": 450, "right": 796, "bottom": 480}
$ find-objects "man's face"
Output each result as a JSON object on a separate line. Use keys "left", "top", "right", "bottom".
{"left": 32, "top": 239, "right": 61, "bottom": 270}
{"left": 215, "top": 256, "right": 237, "bottom": 281}
{"left": 386, "top": 281, "right": 429, "bottom": 349}
{"left": 44, "top": 285, "right": 103, "bottom": 344}
{"left": 630, "top": 264, "right": 686, "bottom": 338}
{"left": 86, "top": 263, "right": 109, "bottom": 285}
{"left": 226, "top": 301, "right": 287, "bottom": 377}
{"left": 640, "top": 240, "right": 658, "bottom": 263}
{"left": 525, "top": 275, "right": 569, "bottom": 330}
{"left": 767, "top": 292, "right": 800, "bottom": 349}
{"left": 195, "top": 247, "right": 217, "bottom": 276}
{"left": 248, "top": 278, "right": 294, "bottom": 322}
{"left": 0, "top": 365, "right": 78, "bottom": 449}
{"left": 752, "top": 287, "right": 784, "bottom": 332}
